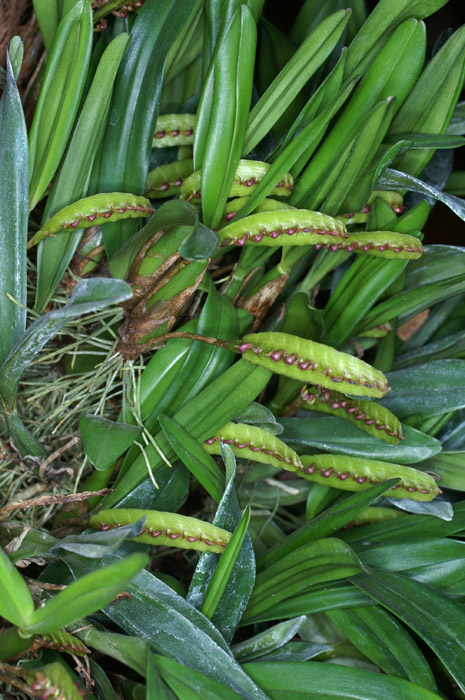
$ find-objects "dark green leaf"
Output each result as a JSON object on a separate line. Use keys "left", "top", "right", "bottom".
{"left": 244, "top": 660, "right": 443, "bottom": 699}
{"left": 80, "top": 413, "right": 142, "bottom": 471}
{"left": 0, "top": 44, "right": 28, "bottom": 366}
{"left": 381, "top": 360, "right": 465, "bottom": 419}
{"left": 353, "top": 570, "right": 465, "bottom": 693}
{"left": 158, "top": 415, "right": 224, "bottom": 502}
{"left": 281, "top": 415, "right": 441, "bottom": 463}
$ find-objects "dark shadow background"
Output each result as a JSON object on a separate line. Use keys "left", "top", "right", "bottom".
{"left": 263, "top": 0, "right": 465, "bottom": 246}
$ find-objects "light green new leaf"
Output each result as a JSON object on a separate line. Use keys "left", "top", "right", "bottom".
{"left": 0, "top": 548, "right": 34, "bottom": 627}
{"left": 200, "top": 505, "right": 251, "bottom": 619}
{"left": 23, "top": 553, "right": 148, "bottom": 635}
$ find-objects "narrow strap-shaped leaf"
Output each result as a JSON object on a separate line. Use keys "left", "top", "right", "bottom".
{"left": 97, "top": 0, "right": 196, "bottom": 256}
{"left": 378, "top": 168, "right": 465, "bottom": 222}
{"left": 24, "top": 553, "right": 148, "bottom": 635}
{"left": 159, "top": 414, "right": 225, "bottom": 502}
{"left": 28, "top": 0, "right": 93, "bottom": 210}
{"left": 35, "top": 33, "right": 130, "bottom": 312}
{"left": 200, "top": 505, "right": 251, "bottom": 619}
{"left": 0, "top": 43, "right": 28, "bottom": 365}
{"left": 256, "top": 480, "right": 399, "bottom": 572}
{"left": 244, "top": 660, "right": 443, "bottom": 700}
{"left": 0, "top": 547, "right": 34, "bottom": 627}
{"left": 326, "top": 605, "right": 437, "bottom": 691}
{"left": 243, "top": 9, "right": 350, "bottom": 155}
{"left": 187, "top": 450, "right": 256, "bottom": 643}
{"left": 353, "top": 570, "right": 465, "bottom": 693}
{"left": 200, "top": 6, "right": 257, "bottom": 228}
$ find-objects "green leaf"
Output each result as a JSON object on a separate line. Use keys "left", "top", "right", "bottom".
{"left": 0, "top": 547, "right": 34, "bottom": 627}
{"left": 380, "top": 360, "right": 465, "bottom": 419}
{"left": 97, "top": 0, "right": 197, "bottom": 256}
{"left": 232, "top": 617, "right": 306, "bottom": 663}
{"left": 35, "top": 32, "right": 130, "bottom": 311}
{"left": 201, "top": 505, "right": 251, "bottom": 619}
{"left": 158, "top": 414, "right": 225, "bottom": 502}
{"left": 243, "top": 538, "right": 364, "bottom": 624}
{"left": 326, "top": 606, "right": 437, "bottom": 690}
{"left": 384, "top": 132, "right": 465, "bottom": 149}
{"left": 344, "top": 0, "right": 448, "bottom": 80}
{"left": 105, "top": 360, "right": 272, "bottom": 508}
{"left": 246, "top": 583, "right": 372, "bottom": 623}
{"left": 280, "top": 416, "right": 441, "bottom": 464}
{"left": 0, "top": 43, "right": 28, "bottom": 367}
{"left": 340, "top": 501, "right": 465, "bottom": 545}
{"left": 70, "top": 554, "right": 270, "bottom": 700}
{"left": 188, "top": 452, "right": 256, "bottom": 643}
{"left": 28, "top": 0, "right": 93, "bottom": 210}
{"left": 0, "top": 278, "right": 132, "bottom": 408}
{"left": 353, "top": 570, "right": 465, "bottom": 693}
{"left": 24, "top": 552, "right": 147, "bottom": 635}
{"left": 199, "top": 6, "right": 257, "bottom": 228}
{"left": 109, "top": 199, "right": 199, "bottom": 280}
{"left": 178, "top": 222, "right": 219, "bottom": 260}
{"left": 80, "top": 413, "right": 142, "bottom": 471}
{"left": 388, "top": 25, "right": 465, "bottom": 177}
{"left": 357, "top": 271, "right": 465, "bottom": 333}
{"left": 378, "top": 168, "right": 465, "bottom": 222}
{"left": 49, "top": 519, "right": 145, "bottom": 559}
{"left": 257, "top": 481, "right": 400, "bottom": 572}
{"left": 244, "top": 660, "right": 443, "bottom": 699}
{"left": 32, "top": 0, "right": 59, "bottom": 51}
{"left": 243, "top": 9, "right": 351, "bottom": 155}
{"left": 423, "top": 451, "right": 465, "bottom": 491}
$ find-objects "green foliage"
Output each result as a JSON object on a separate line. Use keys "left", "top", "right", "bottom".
{"left": 1, "top": 1, "right": 465, "bottom": 698}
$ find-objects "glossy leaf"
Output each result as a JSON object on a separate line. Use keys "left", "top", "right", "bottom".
{"left": 353, "top": 570, "right": 465, "bottom": 693}
{"left": 244, "top": 660, "right": 443, "bottom": 700}
{"left": 28, "top": 0, "right": 93, "bottom": 210}
{"left": 35, "top": 33, "right": 130, "bottom": 311}
{"left": 327, "top": 605, "right": 436, "bottom": 690}
{"left": 0, "top": 43, "right": 28, "bottom": 366}
{"left": 201, "top": 505, "right": 251, "bottom": 619}
{"left": 244, "top": 9, "right": 350, "bottom": 155}
{"left": 24, "top": 552, "right": 148, "bottom": 635}
{"left": 69, "top": 552, "right": 270, "bottom": 700}
{"left": 0, "top": 547, "right": 34, "bottom": 627}
{"left": 280, "top": 415, "right": 441, "bottom": 464}
{"left": 378, "top": 168, "right": 465, "bottom": 222}
{"left": 257, "top": 480, "right": 399, "bottom": 572}
{"left": 80, "top": 413, "right": 142, "bottom": 471}
{"left": 381, "top": 360, "right": 465, "bottom": 419}
{"left": 188, "top": 450, "right": 256, "bottom": 643}
{"left": 97, "top": 0, "right": 196, "bottom": 255}
{"left": 159, "top": 414, "right": 224, "bottom": 502}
